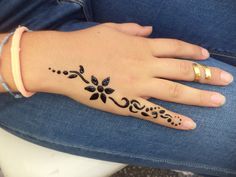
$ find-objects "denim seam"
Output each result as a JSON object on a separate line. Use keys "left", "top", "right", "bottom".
{"left": 1, "top": 123, "right": 236, "bottom": 176}
{"left": 208, "top": 48, "right": 236, "bottom": 59}
{"left": 210, "top": 52, "right": 236, "bottom": 59}
{"left": 56, "top": 0, "right": 84, "bottom": 6}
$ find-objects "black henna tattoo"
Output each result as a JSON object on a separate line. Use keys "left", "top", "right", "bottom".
{"left": 69, "top": 71, "right": 89, "bottom": 84}
{"left": 63, "top": 71, "right": 68, "bottom": 75}
{"left": 48, "top": 65, "right": 182, "bottom": 127}
{"left": 49, "top": 65, "right": 89, "bottom": 83}
{"left": 130, "top": 100, "right": 145, "bottom": 110}
{"left": 85, "top": 76, "right": 114, "bottom": 103}
{"left": 108, "top": 97, "right": 129, "bottom": 108}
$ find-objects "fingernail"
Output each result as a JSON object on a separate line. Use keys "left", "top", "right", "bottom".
{"left": 182, "top": 120, "right": 197, "bottom": 130}
{"left": 144, "top": 26, "right": 153, "bottom": 30}
{"left": 201, "top": 48, "right": 209, "bottom": 58}
{"left": 211, "top": 94, "right": 226, "bottom": 106}
{"left": 221, "top": 71, "right": 234, "bottom": 83}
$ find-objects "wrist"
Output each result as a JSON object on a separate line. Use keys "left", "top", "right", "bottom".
{"left": 19, "top": 30, "right": 66, "bottom": 94}
{"left": 0, "top": 30, "right": 68, "bottom": 96}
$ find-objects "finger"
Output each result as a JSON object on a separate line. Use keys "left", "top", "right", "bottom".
{"left": 104, "top": 22, "right": 153, "bottom": 37}
{"left": 118, "top": 96, "right": 197, "bottom": 130}
{"left": 71, "top": 86, "right": 196, "bottom": 130}
{"left": 149, "top": 59, "right": 234, "bottom": 85}
{"left": 141, "top": 78, "right": 226, "bottom": 107}
{"left": 147, "top": 38, "right": 209, "bottom": 60}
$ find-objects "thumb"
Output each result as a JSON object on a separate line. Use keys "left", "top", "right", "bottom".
{"left": 104, "top": 23, "right": 153, "bottom": 37}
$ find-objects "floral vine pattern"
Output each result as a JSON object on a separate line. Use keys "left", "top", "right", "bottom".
{"left": 48, "top": 65, "right": 182, "bottom": 127}
{"left": 84, "top": 76, "right": 114, "bottom": 103}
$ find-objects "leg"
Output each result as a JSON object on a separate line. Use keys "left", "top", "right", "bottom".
{"left": 0, "top": 1, "right": 235, "bottom": 177}
{"left": 1, "top": 58, "right": 235, "bottom": 177}
{"left": 91, "top": 0, "right": 236, "bottom": 66}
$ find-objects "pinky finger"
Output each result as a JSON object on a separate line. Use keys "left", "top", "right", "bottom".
{"left": 112, "top": 96, "right": 197, "bottom": 130}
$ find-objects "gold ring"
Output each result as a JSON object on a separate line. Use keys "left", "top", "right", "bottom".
{"left": 200, "top": 64, "right": 212, "bottom": 80}
{"left": 192, "top": 63, "right": 201, "bottom": 81}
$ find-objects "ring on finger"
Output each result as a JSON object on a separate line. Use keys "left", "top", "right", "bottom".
{"left": 192, "top": 63, "right": 201, "bottom": 81}
{"left": 199, "top": 64, "right": 212, "bottom": 80}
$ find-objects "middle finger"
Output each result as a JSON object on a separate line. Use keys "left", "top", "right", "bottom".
{"left": 141, "top": 78, "right": 226, "bottom": 107}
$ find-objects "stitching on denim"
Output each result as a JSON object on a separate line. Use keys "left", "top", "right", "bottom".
{"left": 56, "top": 0, "right": 85, "bottom": 6}
{"left": 1, "top": 124, "right": 236, "bottom": 175}
{"left": 208, "top": 47, "right": 236, "bottom": 59}
{"left": 210, "top": 52, "right": 236, "bottom": 59}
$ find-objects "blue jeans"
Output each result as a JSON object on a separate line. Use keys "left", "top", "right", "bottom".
{"left": 0, "top": 0, "right": 235, "bottom": 176}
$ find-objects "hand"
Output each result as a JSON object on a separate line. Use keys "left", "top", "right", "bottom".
{"left": 4, "top": 23, "right": 233, "bottom": 130}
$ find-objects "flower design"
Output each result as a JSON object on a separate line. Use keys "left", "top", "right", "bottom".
{"left": 84, "top": 75, "right": 115, "bottom": 103}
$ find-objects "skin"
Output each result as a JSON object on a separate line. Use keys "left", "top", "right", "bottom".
{"left": 0, "top": 23, "right": 234, "bottom": 130}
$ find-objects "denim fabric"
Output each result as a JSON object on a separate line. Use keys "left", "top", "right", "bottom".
{"left": 0, "top": 0, "right": 235, "bottom": 177}
{"left": 91, "top": 0, "right": 236, "bottom": 67}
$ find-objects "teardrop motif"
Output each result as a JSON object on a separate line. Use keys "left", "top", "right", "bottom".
{"left": 68, "top": 74, "right": 77, "bottom": 79}
{"left": 90, "top": 93, "right": 99, "bottom": 100}
{"left": 105, "top": 88, "right": 114, "bottom": 94}
{"left": 91, "top": 75, "right": 98, "bottom": 85}
{"left": 102, "top": 77, "right": 110, "bottom": 86}
{"left": 79, "top": 65, "right": 84, "bottom": 74}
{"left": 141, "top": 112, "right": 149, "bottom": 116}
{"left": 84, "top": 86, "right": 96, "bottom": 92}
{"left": 100, "top": 93, "right": 107, "bottom": 103}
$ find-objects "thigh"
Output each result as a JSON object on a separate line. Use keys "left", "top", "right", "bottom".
{"left": 0, "top": 57, "right": 235, "bottom": 177}
{"left": 91, "top": 0, "right": 236, "bottom": 66}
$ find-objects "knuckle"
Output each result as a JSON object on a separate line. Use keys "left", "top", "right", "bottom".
{"left": 194, "top": 45, "right": 202, "bottom": 54}
{"left": 212, "top": 67, "right": 222, "bottom": 79}
{"left": 169, "top": 82, "right": 183, "bottom": 99}
{"left": 179, "top": 62, "right": 192, "bottom": 75}
{"left": 98, "top": 23, "right": 114, "bottom": 31}
{"left": 199, "top": 92, "right": 207, "bottom": 105}
{"left": 102, "top": 22, "right": 111, "bottom": 25}
{"left": 170, "top": 39, "right": 184, "bottom": 54}
{"left": 190, "top": 45, "right": 202, "bottom": 58}
{"left": 125, "top": 75, "right": 138, "bottom": 84}
{"left": 102, "top": 22, "right": 114, "bottom": 27}
{"left": 144, "top": 38, "right": 155, "bottom": 53}
{"left": 133, "top": 38, "right": 152, "bottom": 55}
{"left": 129, "top": 23, "right": 140, "bottom": 28}
{"left": 172, "top": 39, "right": 183, "bottom": 49}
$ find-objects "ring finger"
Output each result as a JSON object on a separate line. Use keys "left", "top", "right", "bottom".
{"left": 149, "top": 58, "right": 234, "bottom": 85}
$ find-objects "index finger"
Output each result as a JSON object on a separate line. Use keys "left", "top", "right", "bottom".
{"left": 147, "top": 38, "right": 209, "bottom": 60}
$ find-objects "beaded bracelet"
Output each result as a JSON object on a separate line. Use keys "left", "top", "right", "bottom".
{"left": 0, "top": 32, "right": 22, "bottom": 98}
{"left": 11, "top": 26, "right": 36, "bottom": 97}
